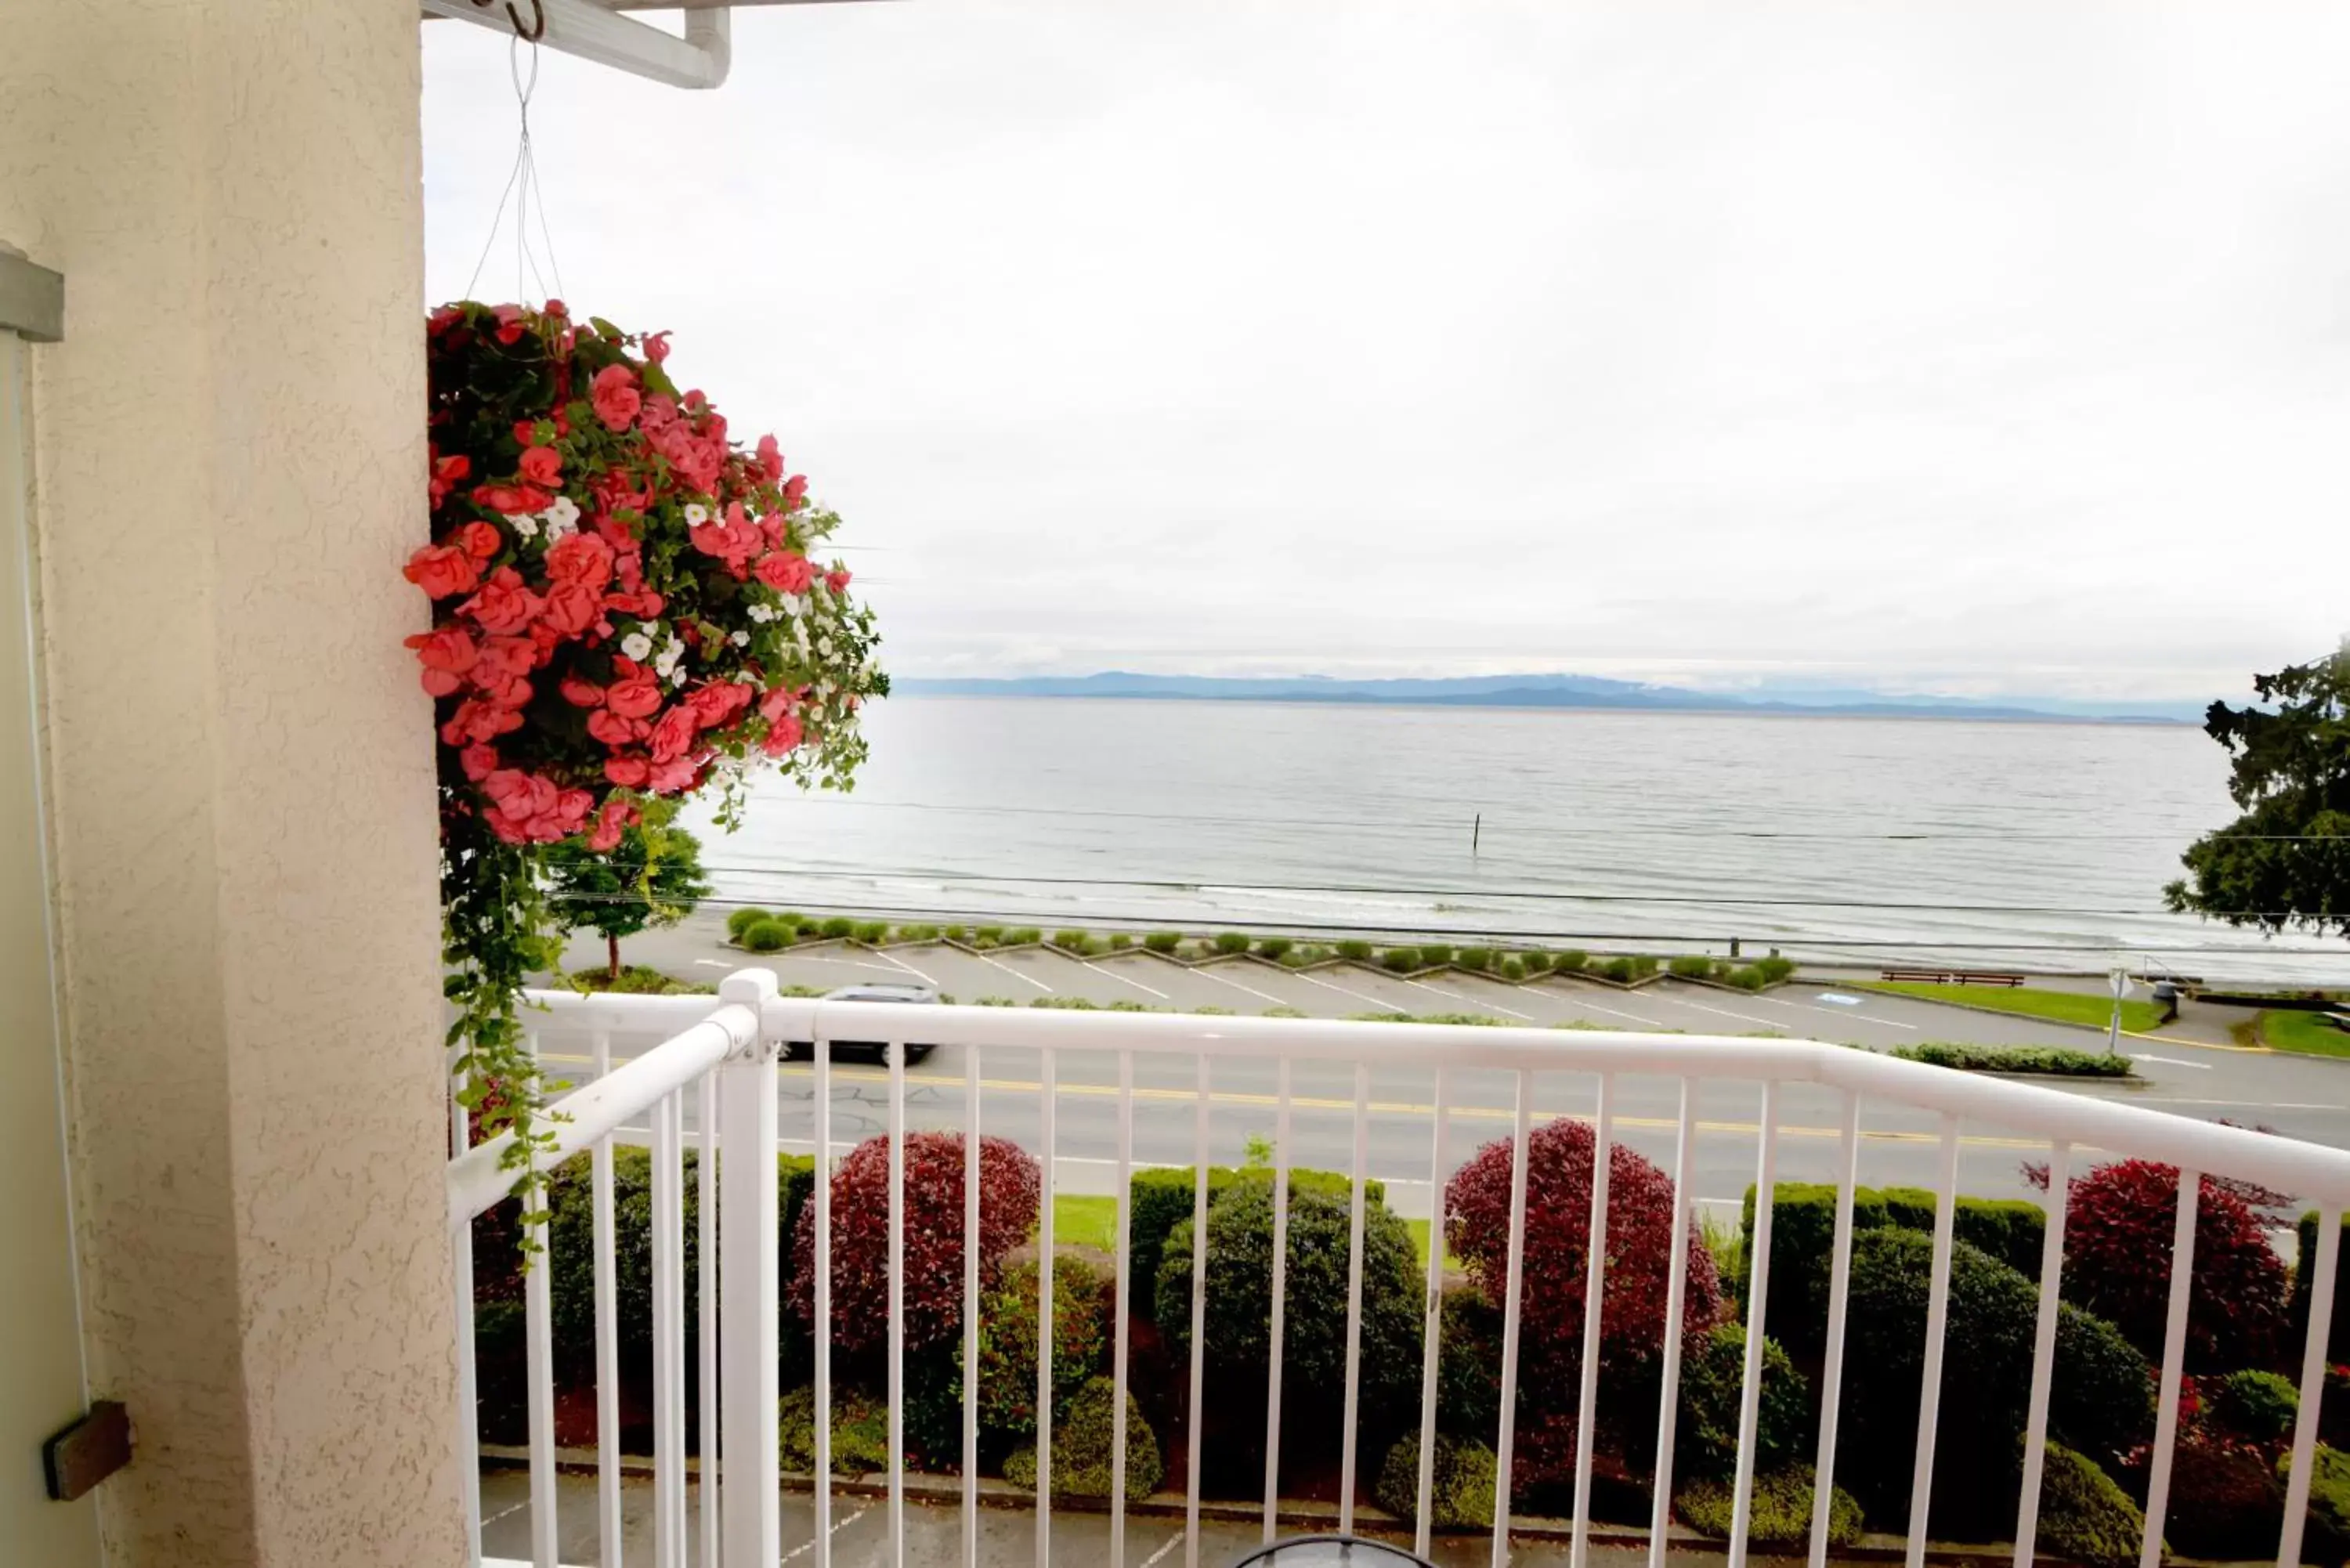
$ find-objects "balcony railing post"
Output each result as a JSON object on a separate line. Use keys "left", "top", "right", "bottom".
{"left": 718, "top": 969, "right": 782, "bottom": 1568}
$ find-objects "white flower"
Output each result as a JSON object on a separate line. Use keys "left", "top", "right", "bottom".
{"left": 547, "top": 494, "right": 581, "bottom": 527}
{"left": 817, "top": 636, "right": 835, "bottom": 659}
{"left": 729, "top": 630, "right": 750, "bottom": 647}
{"left": 683, "top": 503, "right": 710, "bottom": 527}
{"left": 781, "top": 594, "right": 805, "bottom": 618}
{"left": 669, "top": 665, "right": 688, "bottom": 687}
{"left": 746, "top": 602, "right": 775, "bottom": 624}
{"left": 620, "top": 632, "right": 653, "bottom": 662}
{"left": 512, "top": 513, "right": 540, "bottom": 540}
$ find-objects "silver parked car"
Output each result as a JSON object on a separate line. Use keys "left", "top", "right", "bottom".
{"left": 785, "top": 982, "right": 939, "bottom": 1065}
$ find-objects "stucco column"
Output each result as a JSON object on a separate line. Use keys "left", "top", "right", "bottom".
{"left": 0, "top": 2, "right": 460, "bottom": 1563}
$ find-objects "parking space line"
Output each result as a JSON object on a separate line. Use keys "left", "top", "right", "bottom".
{"left": 1285, "top": 969, "right": 1402, "bottom": 1011}
{"left": 972, "top": 950, "right": 1055, "bottom": 993}
{"left": 1406, "top": 979, "right": 1533, "bottom": 1021}
{"left": 1671, "top": 997, "right": 1786, "bottom": 1030}
{"left": 1086, "top": 962, "right": 1170, "bottom": 1000}
{"left": 1141, "top": 1531, "right": 1185, "bottom": 1566}
{"left": 782, "top": 1505, "right": 870, "bottom": 1564}
{"left": 1539, "top": 988, "right": 1678, "bottom": 1030}
{"left": 1752, "top": 992, "right": 1921, "bottom": 1031}
{"left": 1193, "top": 965, "right": 1289, "bottom": 1006}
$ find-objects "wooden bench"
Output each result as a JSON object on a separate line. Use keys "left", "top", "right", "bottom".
{"left": 1879, "top": 967, "right": 2027, "bottom": 988}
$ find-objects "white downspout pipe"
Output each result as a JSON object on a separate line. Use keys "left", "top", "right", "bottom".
{"left": 419, "top": 0, "right": 732, "bottom": 90}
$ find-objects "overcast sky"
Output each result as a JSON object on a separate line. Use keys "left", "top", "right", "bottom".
{"left": 421, "top": 3, "right": 2350, "bottom": 702}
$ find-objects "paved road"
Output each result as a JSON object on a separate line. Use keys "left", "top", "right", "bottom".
{"left": 546, "top": 921, "right": 2350, "bottom": 1213}
{"left": 479, "top": 1466, "right": 1777, "bottom": 1568}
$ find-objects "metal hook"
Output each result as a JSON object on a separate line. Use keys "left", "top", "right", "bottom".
{"left": 473, "top": 0, "right": 545, "bottom": 43}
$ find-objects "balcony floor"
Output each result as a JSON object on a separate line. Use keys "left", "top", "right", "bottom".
{"left": 477, "top": 1466, "right": 1775, "bottom": 1567}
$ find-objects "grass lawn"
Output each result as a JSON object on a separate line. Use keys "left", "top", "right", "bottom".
{"left": 1855, "top": 981, "right": 2164, "bottom": 1035}
{"left": 2260, "top": 1008, "right": 2350, "bottom": 1059}
{"left": 1051, "top": 1194, "right": 1455, "bottom": 1270}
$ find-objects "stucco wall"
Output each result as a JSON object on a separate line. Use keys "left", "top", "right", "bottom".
{"left": 0, "top": 2, "right": 461, "bottom": 1563}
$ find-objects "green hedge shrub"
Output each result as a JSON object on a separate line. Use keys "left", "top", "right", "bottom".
{"left": 1155, "top": 1176, "right": 1423, "bottom": 1474}
{"left": 1839, "top": 1228, "right": 2152, "bottom": 1534}
{"left": 1419, "top": 944, "right": 1453, "bottom": 967}
{"left": 1213, "top": 931, "right": 1250, "bottom": 955}
{"left": 1383, "top": 948, "right": 1422, "bottom": 972}
{"left": 727, "top": 906, "right": 773, "bottom": 938}
{"left": 969, "top": 1257, "right": 1112, "bottom": 1444}
{"left": 974, "top": 925, "right": 1004, "bottom": 942}
{"left": 1336, "top": 939, "right": 1373, "bottom": 961}
{"left": 1600, "top": 957, "right": 1635, "bottom": 982}
{"left": 779, "top": 1385, "right": 887, "bottom": 1476}
{"left": 2217, "top": 1368, "right": 2299, "bottom": 1443}
{"left": 1126, "top": 1165, "right": 1386, "bottom": 1314}
{"left": 1004, "top": 927, "right": 1042, "bottom": 946}
{"left": 1740, "top": 1183, "right": 2047, "bottom": 1353}
{"left": 1256, "top": 937, "right": 1293, "bottom": 960}
{"left": 2279, "top": 1446, "right": 2350, "bottom": 1566}
{"left": 545, "top": 1147, "right": 816, "bottom": 1402}
{"left": 1673, "top": 1325, "right": 1809, "bottom": 1483}
{"left": 1668, "top": 955, "right": 1713, "bottom": 979}
{"left": 1051, "top": 929, "right": 1092, "bottom": 953}
{"left": 2035, "top": 1443, "right": 2147, "bottom": 1568}
{"left": 1457, "top": 948, "right": 1493, "bottom": 972}
{"left": 1892, "top": 1042, "right": 2133, "bottom": 1078}
{"left": 743, "top": 918, "right": 794, "bottom": 952}
{"left": 1108, "top": 933, "right": 1133, "bottom": 950}
{"left": 1725, "top": 966, "right": 1768, "bottom": 991}
{"left": 1376, "top": 1434, "right": 1496, "bottom": 1529}
{"left": 1434, "top": 1288, "right": 1503, "bottom": 1437}
{"left": 941, "top": 924, "right": 967, "bottom": 941}
{"left": 1499, "top": 956, "right": 1527, "bottom": 981}
{"left": 1554, "top": 949, "right": 1588, "bottom": 973}
{"left": 1003, "top": 1377, "right": 1161, "bottom": 1501}
{"left": 1144, "top": 931, "right": 1184, "bottom": 953}
{"left": 819, "top": 916, "right": 855, "bottom": 938}
{"left": 2297, "top": 1212, "right": 2350, "bottom": 1366}
{"left": 1756, "top": 955, "right": 1796, "bottom": 983}
{"left": 1676, "top": 1470, "right": 1862, "bottom": 1547}
{"left": 896, "top": 923, "right": 939, "bottom": 942}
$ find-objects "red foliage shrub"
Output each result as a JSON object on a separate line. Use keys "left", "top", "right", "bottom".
{"left": 786, "top": 1133, "right": 1039, "bottom": 1355}
{"left": 1444, "top": 1120, "right": 1723, "bottom": 1369}
{"left": 2055, "top": 1158, "right": 2288, "bottom": 1367}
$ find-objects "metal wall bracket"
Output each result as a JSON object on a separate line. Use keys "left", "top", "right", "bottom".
{"left": 419, "top": 0, "right": 732, "bottom": 90}
{"left": 43, "top": 1400, "right": 132, "bottom": 1501}
{"left": 0, "top": 247, "right": 64, "bottom": 342}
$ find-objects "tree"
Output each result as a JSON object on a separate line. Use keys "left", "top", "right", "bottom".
{"left": 541, "top": 797, "right": 713, "bottom": 981}
{"left": 2165, "top": 645, "right": 2350, "bottom": 939}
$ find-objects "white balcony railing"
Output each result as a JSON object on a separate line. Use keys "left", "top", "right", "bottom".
{"left": 447, "top": 970, "right": 2350, "bottom": 1568}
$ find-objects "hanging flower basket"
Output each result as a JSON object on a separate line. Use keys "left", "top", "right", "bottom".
{"left": 412, "top": 299, "right": 884, "bottom": 1193}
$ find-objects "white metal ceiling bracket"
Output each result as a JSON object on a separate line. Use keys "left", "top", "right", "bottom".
{"left": 419, "top": 0, "right": 732, "bottom": 91}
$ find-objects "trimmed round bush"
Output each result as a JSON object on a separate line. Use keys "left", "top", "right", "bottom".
{"left": 2038, "top": 1442, "right": 2150, "bottom": 1568}
{"left": 1143, "top": 930, "right": 1184, "bottom": 953}
{"left": 1674, "top": 1324, "right": 1808, "bottom": 1483}
{"left": 779, "top": 1384, "right": 888, "bottom": 1476}
{"left": 2217, "top": 1367, "right": 2300, "bottom": 1443}
{"left": 1156, "top": 1176, "right": 1423, "bottom": 1431}
{"left": 1376, "top": 1434, "right": 1496, "bottom": 1529}
{"left": 1383, "top": 948, "right": 1422, "bottom": 972}
{"left": 1456, "top": 947, "right": 1493, "bottom": 973}
{"left": 1419, "top": 944, "right": 1453, "bottom": 966}
{"left": 1445, "top": 1119, "right": 1723, "bottom": 1371}
{"left": 1668, "top": 955, "right": 1713, "bottom": 979}
{"left": 1677, "top": 1470, "right": 1861, "bottom": 1547}
{"left": 1002, "top": 1377, "right": 1161, "bottom": 1501}
{"left": 1336, "top": 939, "right": 1373, "bottom": 961}
{"left": 1840, "top": 1227, "right": 2153, "bottom": 1534}
{"left": 851, "top": 920, "right": 888, "bottom": 943}
{"left": 1555, "top": 949, "right": 1588, "bottom": 973}
{"left": 1004, "top": 927, "right": 1043, "bottom": 946}
{"left": 1499, "top": 956, "right": 1527, "bottom": 981}
{"left": 742, "top": 918, "right": 794, "bottom": 952}
{"left": 1600, "top": 956, "right": 1636, "bottom": 983}
{"left": 1108, "top": 932, "right": 1132, "bottom": 951}
{"left": 2280, "top": 1446, "right": 2350, "bottom": 1566}
{"left": 1756, "top": 955, "right": 1798, "bottom": 984}
{"left": 2058, "top": 1159, "right": 2289, "bottom": 1367}
{"left": 819, "top": 916, "right": 855, "bottom": 939}
{"left": 1726, "top": 966, "right": 1767, "bottom": 991}
{"left": 787, "top": 1133, "right": 1039, "bottom": 1355}
{"left": 941, "top": 924, "right": 967, "bottom": 941}
{"left": 1051, "top": 929, "right": 1092, "bottom": 953}
{"left": 727, "top": 906, "right": 774, "bottom": 939}
{"left": 970, "top": 1258, "right": 1113, "bottom": 1443}
{"left": 1213, "top": 931, "right": 1250, "bottom": 955}
{"left": 1256, "top": 936, "right": 1293, "bottom": 960}
{"left": 1434, "top": 1288, "right": 1504, "bottom": 1436}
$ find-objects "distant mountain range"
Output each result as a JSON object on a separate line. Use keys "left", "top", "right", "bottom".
{"left": 894, "top": 671, "right": 2204, "bottom": 724}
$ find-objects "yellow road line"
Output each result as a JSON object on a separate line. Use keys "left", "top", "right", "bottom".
{"left": 540, "top": 1054, "right": 2051, "bottom": 1151}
